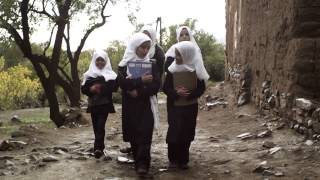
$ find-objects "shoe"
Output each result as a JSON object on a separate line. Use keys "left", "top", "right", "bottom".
{"left": 179, "top": 163, "right": 189, "bottom": 170}
{"left": 120, "top": 147, "right": 132, "bottom": 154}
{"left": 136, "top": 166, "right": 148, "bottom": 175}
{"left": 94, "top": 150, "right": 103, "bottom": 159}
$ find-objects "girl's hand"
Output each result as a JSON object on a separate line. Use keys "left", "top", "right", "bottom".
{"left": 141, "top": 74, "right": 153, "bottom": 83}
{"left": 90, "top": 84, "right": 101, "bottom": 94}
{"left": 128, "top": 89, "right": 138, "bottom": 98}
{"left": 175, "top": 86, "right": 190, "bottom": 97}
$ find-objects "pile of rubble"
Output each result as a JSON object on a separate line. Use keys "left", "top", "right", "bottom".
{"left": 200, "top": 95, "right": 229, "bottom": 111}
{"left": 227, "top": 64, "right": 252, "bottom": 107}
{"left": 60, "top": 108, "right": 89, "bottom": 128}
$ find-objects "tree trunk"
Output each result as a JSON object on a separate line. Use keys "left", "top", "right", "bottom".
{"left": 46, "top": 82, "right": 64, "bottom": 127}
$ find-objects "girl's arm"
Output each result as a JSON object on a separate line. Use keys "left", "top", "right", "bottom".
{"left": 155, "top": 45, "right": 165, "bottom": 78}
{"left": 136, "top": 64, "right": 161, "bottom": 98}
{"left": 81, "top": 80, "right": 94, "bottom": 97}
{"left": 164, "top": 56, "right": 174, "bottom": 73}
{"left": 163, "top": 71, "right": 179, "bottom": 100}
{"left": 187, "top": 79, "right": 206, "bottom": 100}
{"left": 117, "top": 66, "right": 143, "bottom": 91}
{"left": 100, "top": 80, "right": 119, "bottom": 95}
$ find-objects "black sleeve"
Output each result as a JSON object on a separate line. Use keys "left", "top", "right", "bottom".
{"left": 187, "top": 79, "right": 206, "bottom": 100}
{"left": 81, "top": 80, "right": 94, "bottom": 97}
{"left": 136, "top": 64, "right": 160, "bottom": 98}
{"left": 100, "top": 80, "right": 119, "bottom": 95}
{"left": 163, "top": 71, "right": 179, "bottom": 100}
{"left": 117, "top": 66, "right": 143, "bottom": 91}
{"left": 164, "top": 56, "right": 174, "bottom": 73}
{"left": 155, "top": 45, "right": 165, "bottom": 78}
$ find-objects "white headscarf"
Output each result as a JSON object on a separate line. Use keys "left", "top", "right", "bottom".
{"left": 82, "top": 49, "right": 117, "bottom": 85}
{"left": 166, "top": 26, "right": 210, "bottom": 81}
{"left": 118, "top": 32, "right": 160, "bottom": 130}
{"left": 168, "top": 41, "right": 210, "bottom": 81}
{"left": 118, "top": 33, "right": 151, "bottom": 67}
{"left": 141, "top": 25, "right": 157, "bottom": 58}
{"left": 165, "top": 26, "right": 198, "bottom": 57}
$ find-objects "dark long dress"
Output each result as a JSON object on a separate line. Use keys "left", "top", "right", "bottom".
{"left": 118, "top": 63, "right": 160, "bottom": 170}
{"left": 81, "top": 76, "right": 118, "bottom": 151}
{"left": 151, "top": 44, "right": 165, "bottom": 79}
{"left": 163, "top": 66, "right": 205, "bottom": 165}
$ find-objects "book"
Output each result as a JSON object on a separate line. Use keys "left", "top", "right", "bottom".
{"left": 173, "top": 71, "right": 198, "bottom": 106}
{"left": 127, "top": 61, "right": 153, "bottom": 78}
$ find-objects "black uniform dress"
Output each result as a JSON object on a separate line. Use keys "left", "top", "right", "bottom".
{"left": 118, "top": 63, "right": 160, "bottom": 170}
{"left": 81, "top": 76, "right": 118, "bottom": 151}
{"left": 151, "top": 44, "right": 165, "bottom": 79}
{"left": 163, "top": 62, "right": 205, "bottom": 165}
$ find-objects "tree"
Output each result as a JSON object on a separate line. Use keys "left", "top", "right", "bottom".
{"left": 0, "top": 0, "right": 118, "bottom": 127}
{"left": 106, "top": 40, "right": 126, "bottom": 71}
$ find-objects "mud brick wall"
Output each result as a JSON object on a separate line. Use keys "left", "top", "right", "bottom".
{"left": 225, "top": 0, "right": 320, "bottom": 138}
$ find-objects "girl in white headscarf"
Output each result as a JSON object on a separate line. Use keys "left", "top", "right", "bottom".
{"left": 165, "top": 26, "right": 209, "bottom": 81}
{"left": 118, "top": 33, "right": 160, "bottom": 175}
{"left": 163, "top": 41, "right": 207, "bottom": 170}
{"left": 81, "top": 49, "right": 118, "bottom": 159}
{"left": 140, "top": 25, "right": 165, "bottom": 78}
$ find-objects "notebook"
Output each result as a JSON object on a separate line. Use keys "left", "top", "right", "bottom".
{"left": 173, "top": 71, "right": 198, "bottom": 106}
{"left": 127, "top": 61, "right": 152, "bottom": 78}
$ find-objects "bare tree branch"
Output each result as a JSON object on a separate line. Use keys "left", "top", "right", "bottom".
{"left": 43, "top": 24, "right": 57, "bottom": 55}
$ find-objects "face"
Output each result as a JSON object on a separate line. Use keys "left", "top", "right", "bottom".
{"left": 175, "top": 49, "right": 183, "bottom": 65}
{"left": 178, "top": 28, "right": 190, "bottom": 42}
{"left": 95, "top": 57, "right": 106, "bottom": 70}
{"left": 136, "top": 41, "right": 151, "bottom": 59}
{"left": 143, "top": 30, "right": 151, "bottom": 39}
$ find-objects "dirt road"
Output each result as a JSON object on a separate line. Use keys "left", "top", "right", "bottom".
{"left": 1, "top": 83, "right": 320, "bottom": 180}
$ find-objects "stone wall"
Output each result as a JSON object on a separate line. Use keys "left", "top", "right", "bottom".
{"left": 225, "top": 0, "right": 320, "bottom": 138}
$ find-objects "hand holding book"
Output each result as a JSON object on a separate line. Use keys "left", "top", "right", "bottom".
{"left": 175, "top": 86, "right": 190, "bottom": 97}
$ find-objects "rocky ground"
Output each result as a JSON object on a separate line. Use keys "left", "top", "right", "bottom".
{"left": 1, "top": 83, "right": 320, "bottom": 180}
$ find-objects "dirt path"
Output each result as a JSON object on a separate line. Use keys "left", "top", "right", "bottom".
{"left": 1, "top": 83, "right": 320, "bottom": 180}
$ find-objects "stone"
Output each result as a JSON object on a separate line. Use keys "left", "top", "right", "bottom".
{"left": 238, "top": 92, "right": 250, "bottom": 106}
{"left": 262, "top": 170, "right": 274, "bottom": 176}
{"left": 75, "top": 156, "right": 87, "bottom": 161}
{"left": 4, "top": 160, "right": 15, "bottom": 167}
{"left": 11, "top": 131, "right": 27, "bottom": 138}
{"left": 262, "top": 141, "right": 276, "bottom": 149}
{"left": 0, "top": 156, "right": 14, "bottom": 160}
{"left": 11, "top": 115, "right": 22, "bottom": 124}
{"left": 42, "top": 155, "right": 59, "bottom": 162}
{"left": 236, "top": 132, "right": 253, "bottom": 140}
{"left": 305, "top": 140, "right": 314, "bottom": 146}
{"left": 269, "top": 147, "right": 282, "bottom": 155}
{"left": 257, "top": 130, "right": 272, "bottom": 138}
{"left": 307, "top": 119, "right": 313, "bottom": 127}
{"left": 295, "top": 98, "right": 313, "bottom": 111}
{"left": 53, "top": 146, "right": 69, "bottom": 152}
{"left": 253, "top": 161, "right": 268, "bottom": 173}
{"left": 274, "top": 171, "right": 285, "bottom": 177}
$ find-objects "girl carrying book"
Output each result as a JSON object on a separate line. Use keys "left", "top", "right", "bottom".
{"left": 81, "top": 50, "right": 118, "bottom": 159}
{"left": 118, "top": 33, "right": 160, "bottom": 175}
{"left": 120, "top": 25, "right": 165, "bottom": 155}
{"left": 163, "top": 41, "right": 209, "bottom": 169}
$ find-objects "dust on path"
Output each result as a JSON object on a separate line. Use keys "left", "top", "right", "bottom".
{"left": 1, "top": 83, "right": 320, "bottom": 180}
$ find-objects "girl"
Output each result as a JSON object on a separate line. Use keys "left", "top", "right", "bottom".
{"left": 81, "top": 50, "right": 118, "bottom": 159}
{"left": 163, "top": 41, "right": 209, "bottom": 169}
{"left": 165, "top": 26, "right": 207, "bottom": 76}
{"left": 120, "top": 26, "right": 165, "bottom": 155}
{"left": 141, "top": 25, "right": 165, "bottom": 78}
{"left": 118, "top": 33, "right": 160, "bottom": 175}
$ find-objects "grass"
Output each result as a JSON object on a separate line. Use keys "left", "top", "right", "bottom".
{"left": 0, "top": 108, "right": 54, "bottom": 136}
